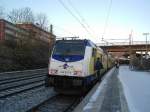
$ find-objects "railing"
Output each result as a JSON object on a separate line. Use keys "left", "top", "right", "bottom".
{"left": 97, "top": 41, "right": 150, "bottom": 46}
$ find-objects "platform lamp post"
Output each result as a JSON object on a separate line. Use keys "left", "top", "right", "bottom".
{"left": 129, "top": 33, "right": 132, "bottom": 69}
{"left": 143, "top": 33, "right": 149, "bottom": 58}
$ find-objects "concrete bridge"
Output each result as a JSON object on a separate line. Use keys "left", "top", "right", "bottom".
{"left": 97, "top": 41, "right": 150, "bottom": 52}
{"left": 97, "top": 41, "right": 150, "bottom": 60}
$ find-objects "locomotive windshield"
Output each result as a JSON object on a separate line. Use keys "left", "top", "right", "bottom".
{"left": 53, "top": 41, "right": 85, "bottom": 56}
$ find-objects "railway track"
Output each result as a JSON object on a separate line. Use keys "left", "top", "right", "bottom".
{"left": 28, "top": 94, "right": 82, "bottom": 112}
{"left": 0, "top": 68, "right": 47, "bottom": 80}
{"left": 0, "top": 68, "right": 47, "bottom": 99}
{"left": 0, "top": 69, "right": 87, "bottom": 112}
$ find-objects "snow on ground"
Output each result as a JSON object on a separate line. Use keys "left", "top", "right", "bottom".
{"left": 118, "top": 65, "right": 150, "bottom": 112}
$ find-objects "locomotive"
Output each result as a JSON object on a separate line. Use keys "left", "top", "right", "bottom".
{"left": 45, "top": 39, "right": 114, "bottom": 94}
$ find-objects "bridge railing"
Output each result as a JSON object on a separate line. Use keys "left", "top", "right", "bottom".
{"left": 97, "top": 41, "right": 150, "bottom": 46}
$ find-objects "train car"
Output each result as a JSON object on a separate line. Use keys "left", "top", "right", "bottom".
{"left": 107, "top": 54, "right": 115, "bottom": 69}
{"left": 45, "top": 39, "right": 113, "bottom": 94}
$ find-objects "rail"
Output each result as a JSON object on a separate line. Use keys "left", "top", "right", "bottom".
{"left": 28, "top": 94, "right": 81, "bottom": 112}
{"left": 0, "top": 68, "right": 47, "bottom": 98}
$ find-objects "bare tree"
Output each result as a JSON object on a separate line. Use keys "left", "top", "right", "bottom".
{"left": 7, "top": 7, "right": 34, "bottom": 23}
{"left": 7, "top": 7, "right": 50, "bottom": 31}
{"left": 0, "top": 6, "right": 5, "bottom": 19}
{"left": 35, "top": 13, "right": 49, "bottom": 30}
{"left": 21, "top": 7, "right": 34, "bottom": 23}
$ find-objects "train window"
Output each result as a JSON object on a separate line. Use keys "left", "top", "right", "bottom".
{"left": 92, "top": 48, "right": 96, "bottom": 56}
{"left": 53, "top": 42, "right": 85, "bottom": 56}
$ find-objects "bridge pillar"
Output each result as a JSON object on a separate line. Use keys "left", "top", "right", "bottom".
{"left": 140, "top": 51, "right": 143, "bottom": 65}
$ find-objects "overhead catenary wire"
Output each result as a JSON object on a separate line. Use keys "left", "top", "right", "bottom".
{"left": 107, "top": 38, "right": 129, "bottom": 40}
{"left": 57, "top": 0, "right": 94, "bottom": 38}
{"left": 67, "top": 0, "right": 96, "bottom": 35}
{"left": 102, "top": 0, "right": 112, "bottom": 39}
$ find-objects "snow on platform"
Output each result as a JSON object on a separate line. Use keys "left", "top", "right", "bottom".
{"left": 118, "top": 65, "right": 150, "bottom": 112}
{"left": 74, "top": 66, "right": 150, "bottom": 112}
{"left": 73, "top": 68, "right": 128, "bottom": 112}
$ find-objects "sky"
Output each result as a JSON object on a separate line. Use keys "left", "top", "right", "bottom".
{"left": 1, "top": 0, "right": 150, "bottom": 43}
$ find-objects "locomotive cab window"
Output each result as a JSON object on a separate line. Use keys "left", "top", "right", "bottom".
{"left": 53, "top": 41, "right": 86, "bottom": 56}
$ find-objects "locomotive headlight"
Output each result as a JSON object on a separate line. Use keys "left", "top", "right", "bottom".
{"left": 49, "top": 69, "right": 58, "bottom": 75}
{"left": 74, "top": 70, "right": 82, "bottom": 76}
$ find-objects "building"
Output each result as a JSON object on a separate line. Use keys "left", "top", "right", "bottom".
{"left": 0, "top": 20, "right": 5, "bottom": 40}
{"left": 16, "top": 23, "right": 55, "bottom": 44}
{"left": 0, "top": 19, "right": 29, "bottom": 42}
{"left": 0, "top": 19, "right": 55, "bottom": 44}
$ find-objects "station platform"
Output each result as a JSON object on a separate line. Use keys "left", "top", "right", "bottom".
{"left": 74, "top": 65, "right": 150, "bottom": 112}
{"left": 74, "top": 67, "right": 128, "bottom": 112}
